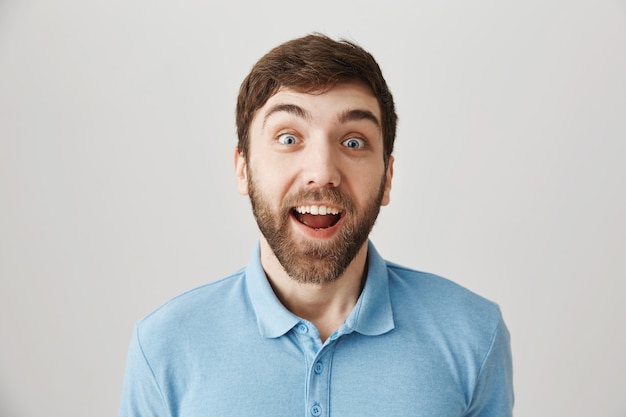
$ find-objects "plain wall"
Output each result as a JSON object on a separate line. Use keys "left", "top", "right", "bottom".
{"left": 1, "top": 0, "right": 625, "bottom": 416}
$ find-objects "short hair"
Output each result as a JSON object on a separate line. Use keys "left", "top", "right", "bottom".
{"left": 236, "top": 33, "right": 397, "bottom": 166}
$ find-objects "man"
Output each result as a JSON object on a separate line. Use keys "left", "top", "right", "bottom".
{"left": 120, "top": 34, "right": 513, "bottom": 416}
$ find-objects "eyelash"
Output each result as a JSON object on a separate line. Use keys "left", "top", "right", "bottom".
{"left": 275, "top": 132, "right": 368, "bottom": 151}
{"left": 342, "top": 137, "right": 366, "bottom": 150}
{"left": 277, "top": 133, "right": 300, "bottom": 145}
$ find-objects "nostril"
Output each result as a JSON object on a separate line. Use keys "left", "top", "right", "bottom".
{"left": 306, "top": 180, "right": 339, "bottom": 189}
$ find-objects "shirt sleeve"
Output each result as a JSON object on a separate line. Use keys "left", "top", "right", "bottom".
{"left": 464, "top": 310, "right": 515, "bottom": 417}
{"left": 119, "top": 325, "right": 171, "bottom": 417}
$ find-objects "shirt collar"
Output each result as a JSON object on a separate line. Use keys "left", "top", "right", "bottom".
{"left": 341, "top": 241, "right": 395, "bottom": 336}
{"left": 245, "top": 240, "right": 395, "bottom": 339}
{"left": 244, "top": 242, "right": 300, "bottom": 338}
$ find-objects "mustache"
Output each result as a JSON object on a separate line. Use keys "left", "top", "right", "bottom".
{"left": 282, "top": 188, "right": 355, "bottom": 213}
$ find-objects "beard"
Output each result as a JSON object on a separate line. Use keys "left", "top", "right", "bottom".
{"left": 247, "top": 171, "right": 387, "bottom": 285}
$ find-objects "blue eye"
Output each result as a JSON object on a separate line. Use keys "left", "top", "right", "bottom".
{"left": 343, "top": 137, "right": 365, "bottom": 149}
{"left": 277, "top": 133, "right": 299, "bottom": 145}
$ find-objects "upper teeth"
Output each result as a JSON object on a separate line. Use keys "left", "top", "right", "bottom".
{"left": 295, "top": 205, "right": 340, "bottom": 215}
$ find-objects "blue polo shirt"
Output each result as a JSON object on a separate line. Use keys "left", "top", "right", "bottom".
{"left": 120, "top": 241, "right": 513, "bottom": 416}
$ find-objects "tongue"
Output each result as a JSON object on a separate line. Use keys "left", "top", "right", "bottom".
{"left": 295, "top": 213, "right": 340, "bottom": 229}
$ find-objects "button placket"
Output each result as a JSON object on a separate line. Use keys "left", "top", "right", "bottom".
{"left": 292, "top": 320, "right": 338, "bottom": 417}
{"left": 306, "top": 341, "right": 338, "bottom": 417}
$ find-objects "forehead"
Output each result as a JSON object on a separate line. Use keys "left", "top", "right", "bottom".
{"left": 252, "top": 82, "right": 381, "bottom": 127}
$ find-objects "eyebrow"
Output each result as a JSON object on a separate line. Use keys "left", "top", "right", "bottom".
{"left": 338, "top": 109, "right": 380, "bottom": 128}
{"left": 262, "top": 104, "right": 310, "bottom": 128}
{"left": 261, "top": 104, "right": 381, "bottom": 130}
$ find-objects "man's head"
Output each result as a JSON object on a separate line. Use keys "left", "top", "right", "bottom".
{"left": 235, "top": 34, "right": 396, "bottom": 284}
{"left": 236, "top": 33, "right": 397, "bottom": 167}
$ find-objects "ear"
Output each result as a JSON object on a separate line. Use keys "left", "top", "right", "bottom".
{"left": 380, "top": 156, "right": 394, "bottom": 206}
{"left": 234, "top": 147, "right": 249, "bottom": 195}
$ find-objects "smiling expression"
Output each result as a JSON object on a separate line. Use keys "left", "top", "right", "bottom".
{"left": 236, "top": 82, "right": 393, "bottom": 284}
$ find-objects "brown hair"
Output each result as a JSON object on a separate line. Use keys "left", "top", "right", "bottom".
{"left": 236, "top": 33, "right": 397, "bottom": 166}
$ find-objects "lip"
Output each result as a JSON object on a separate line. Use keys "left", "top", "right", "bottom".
{"left": 289, "top": 209, "right": 345, "bottom": 239}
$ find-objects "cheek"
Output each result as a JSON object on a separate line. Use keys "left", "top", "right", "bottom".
{"left": 354, "top": 164, "right": 386, "bottom": 191}
{"left": 256, "top": 158, "right": 300, "bottom": 188}
{"left": 248, "top": 165, "right": 292, "bottom": 204}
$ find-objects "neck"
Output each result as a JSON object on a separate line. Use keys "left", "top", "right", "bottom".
{"left": 259, "top": 238, "right": 369, "bottom": 342}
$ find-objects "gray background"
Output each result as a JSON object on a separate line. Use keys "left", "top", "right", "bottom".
{"left": 1, "top": 0, "right": 625, "bottom": 416}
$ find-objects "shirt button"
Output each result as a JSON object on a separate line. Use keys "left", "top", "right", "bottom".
{"left": 314, "top": 362, "right": 324, "bottom": 374}
{"left": 296, "top": 323, "right": 309, "bottom": 334}
{"left": 329, "top": 332, "right": 338, "bottom": 341}
{"left": 310, "top": 404, "right": 322, "bottom": 416}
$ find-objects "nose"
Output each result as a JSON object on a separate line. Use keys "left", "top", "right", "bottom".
{"left": 301, "top": 138, "right": 341, "bottom": 188}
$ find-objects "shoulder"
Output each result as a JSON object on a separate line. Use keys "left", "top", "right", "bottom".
{"left": 383, "top": 261, "right": 511, "bottom": 384}
{"left": 387, "top": 261, "right": 499, "bottom": 309}
{"left": 380, "top": 261, "right": 513, "bottom": 410}
{"left": 135, "top": 269, "right": 250, "bottom": 347}
{"left": 385, "top": 261, "right": 504, "bottom": 340}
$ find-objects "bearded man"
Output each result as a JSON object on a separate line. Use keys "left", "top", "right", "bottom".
{"left": 119, "top": 34, "right": 514, "bottom": 417}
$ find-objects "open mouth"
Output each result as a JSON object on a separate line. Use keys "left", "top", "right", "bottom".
{"left": 291, "top": 205, "right": 343, "bottom": 230}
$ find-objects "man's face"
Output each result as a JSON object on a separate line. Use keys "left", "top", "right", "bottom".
{"left": 235, "top": 82, "right": 393, "bottom": 284}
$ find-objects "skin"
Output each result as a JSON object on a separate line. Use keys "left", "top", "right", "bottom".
{"left": 235, "top": 81, "right": 394, "bottom": 341}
